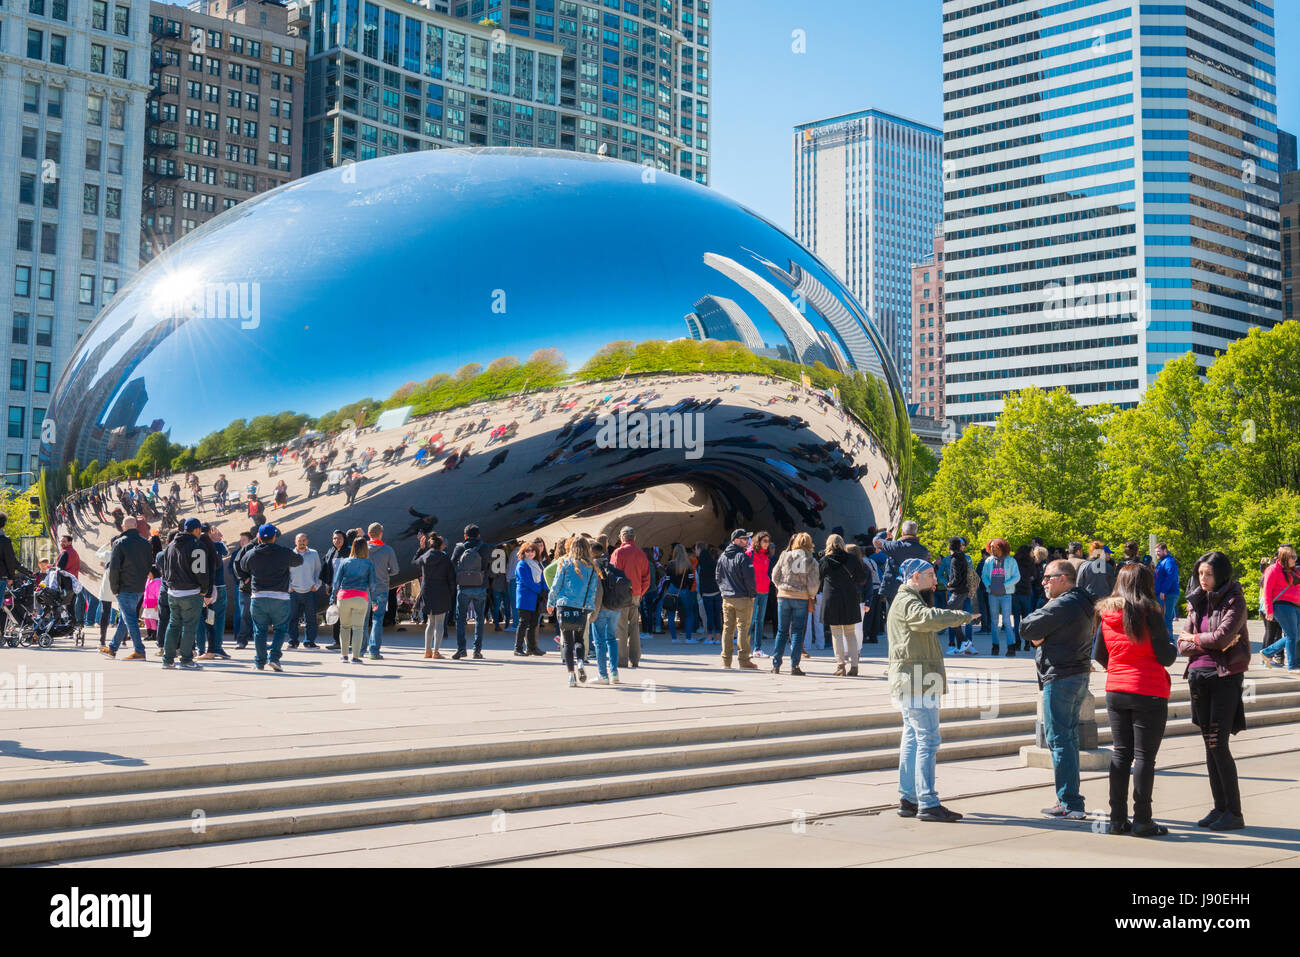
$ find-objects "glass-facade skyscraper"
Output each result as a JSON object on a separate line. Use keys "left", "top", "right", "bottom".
{"left": 792, "top": 109, "right": 943, "bottom": 397}
{"left": 942, "top": 0, "right": 1283, "bottom": 426}
{"left": 299, "top": 0, "right": 711, "bottom": 184}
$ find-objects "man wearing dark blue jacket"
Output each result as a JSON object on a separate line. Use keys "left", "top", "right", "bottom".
{"left": 1019, "top": 559, "right": 1096, "bottom": 821}
{"left": 716, "top": 529, "right": 758, "bottom": 670}
{"left": 235, "top": 523, "right": 303, "bottom": 672}
{"left": 160, "top": 517, "right": 213, "bottom": 670}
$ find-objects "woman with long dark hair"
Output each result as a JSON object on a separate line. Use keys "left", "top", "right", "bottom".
{"left": 941, "top": 537, "right": 975, "bottom": 651}
{"left": 1178, "top": 551, "right": 1250, "bottom": 831}
{"left": 513, "top": 540, "right": 546, "bottom": 657}
{"left": 1093, "top": 563, "right": 1177, "bottom": 837}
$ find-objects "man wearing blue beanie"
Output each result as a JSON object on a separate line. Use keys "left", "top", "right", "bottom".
{"left": 888, "top": 556, "right": 979, "bottom": 823}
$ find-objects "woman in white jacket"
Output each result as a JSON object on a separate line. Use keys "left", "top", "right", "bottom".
{"left": 979, "top": 538, "right": 1020, "bottom": 656}
{"left": 94, "top": 543, "right": 117, "bottom": 648}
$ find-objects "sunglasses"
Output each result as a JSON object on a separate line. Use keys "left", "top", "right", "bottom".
{"left": 1042, "top": 573, "right": 1067, "bottom": 581}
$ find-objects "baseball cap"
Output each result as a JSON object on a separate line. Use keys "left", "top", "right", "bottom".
{"left": 183, "top": 517, "right": 202, "bottom": 531}
{"left": 900, "top": 558, "right": 934, "bottom": 581}
{"left": 730, "top": 528, "right": 750, "bottom": 542}
{"left": 258, "top": 523, "right": 279, "bottom": 540}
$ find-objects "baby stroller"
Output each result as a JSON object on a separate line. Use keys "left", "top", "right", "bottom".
{"left": 3, "top": 570, "right": 85, "bottom": 648}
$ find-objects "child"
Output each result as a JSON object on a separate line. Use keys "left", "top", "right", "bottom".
{"left": 142, "top": 568, "right": 162, "bottom": 642}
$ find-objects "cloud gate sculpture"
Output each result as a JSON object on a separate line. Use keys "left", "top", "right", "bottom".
{"left": 40, "top": 148, "right": 910, "bottom": 583}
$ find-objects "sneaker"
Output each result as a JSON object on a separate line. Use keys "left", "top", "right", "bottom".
{"left": 577, "top": 666, "right": 587, "bottom": 684}
{"left": 959, "top": 640, "right": 977, "bottom": 656}
{"left": 1197, "top": 809, "right": 1224, "bottom": 828}
{"left": 212, "top": 651, "right": 231, "bottom": 660}
{"left": 287, "top": 640, "right": 299, "bottom": 649}
{"left": 472, "top": 651, "right": 484, "bottom": 659}
{"left": 567, "top": 673, "right": 577, "bottom": 688}
{"left": 124, "top": 652, "right": 146, "bottom": 660}
{"left": 452, "top": 650, "right": 467, "bottom": 660}
{"left": 352, "top": 656, "right": 364, "bottom": 664}
{"left": 847, "top": 665, "right": 859, "bottom": 676}
{"left": 752, "top": 649, "right": 765, "bottom": 659}
{"left": 1063, "top": 809, "right": 1089, "bottom": 821}
{"left": 918, "top": 805, "right": 963, "bottom": 823}
{"left": 369, "top": 653, "right": 384, "bottom": 660}
{"left": 268, "top": 661, "right": 283, "bottom": 673}
{"left": 179, "top": 660, "right": 202, "bottom": 671}
{"left": 161, "top": 660, "right": 176, "bottom": 669}
{"left": 990, "top": 645, "right": 1000, "bottom": 656}
{"left": 1041, "top": 803, "right": 1069, "bottom": 817}
{"left": 341, "top": 655, "right": 350, "bottom": 662}
{"left": 790, "top": 666, "right": 805, "bottom": 676}
{"left": 197, "top": 652, "right": 217, "bottom": 661}
{"left": 592, "top": 676, "right": 610, "bottom": 685}
{"left": 1208, "top": 812, "right": 1245, "bottom": 832}
{"left": 611, "top": 672, "right": 620, "bottom": 684}
{"left": 255, "top": 663, "right": 265, "bottom": 671}
{"left": 898, "top": 799, "right": 918, "bottom": 818}
{"left": 99, "top": 646, "right": 116, "bottom": 658}
{"left": 303, "top": 641, "right": 319, "bottom": 649}
{"left": 325, "top": 643, "right": 341, "bottom": 651}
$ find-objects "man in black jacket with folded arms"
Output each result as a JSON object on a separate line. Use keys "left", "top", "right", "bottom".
{"left": 160, "top": 517, "right": 213, "bottom": 670}
{"left": 1019, "top": 559, "right": 1096, "bottom": 821}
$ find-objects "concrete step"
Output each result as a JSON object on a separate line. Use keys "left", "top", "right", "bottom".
{"left": 7, "top": 676, "right": 1296, "bottom": 803}
{"left": 3, "top": 698, "right": 1298, "bottom": 866}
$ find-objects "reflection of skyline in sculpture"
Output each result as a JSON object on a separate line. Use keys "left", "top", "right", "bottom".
{"left": 42, "top": 149, "right": 909, "bottom": 563}
{"left": 702, "top": 252, "right": 836, "bottom": 370}
{"left": 683, "top": 295, "right": 765, "bottom": 351}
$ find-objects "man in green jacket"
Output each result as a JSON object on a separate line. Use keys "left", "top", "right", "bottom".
{"left": 888, "top": 558, "right": 978, "bottom": 822}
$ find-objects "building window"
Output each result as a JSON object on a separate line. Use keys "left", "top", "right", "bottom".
{"left": 37, "top": 269, "right": 54, "bottom": 300}
{"left": 10, "top": 360, "right": 26, "bottom": 392}
{"left": 32, "top": 408, "right": 46, "bottom": 441}
{"left": 15, "top": 268, "right": 31, "bottom": 298}
{"left": 8, "top": 408, "right": 24, "bottom": 441}
{"left": 35, "top": 363, "right": 50, "bottom": 393}
{"left": 17, "top": 222, "right": 34, "bottom": 252}
{"left": 12, "top": 315, "right": 29, "bottom": 346}
{"left": 79, "top": 275, "right": 95, "bottom": 305}
{"left": 36, "top": 315, "right": 52, "bottom": 348}
{"left": 5, "top": 455, "right": 23, "bottom": 486}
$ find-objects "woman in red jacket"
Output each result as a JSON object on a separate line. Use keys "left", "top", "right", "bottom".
{"left": 1092, "top": 563, "right": 1177, "bottom": 837}
{"left": 1178, "top": 551, "right": 1250, "bottom": 832}
{"left": 1259, "top": 544, "right": 1300, "bottom": 670}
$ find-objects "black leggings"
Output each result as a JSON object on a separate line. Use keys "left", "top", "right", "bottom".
{"left": 98, "top": 600, "right": 114, "bottom": 645}
{"left": 560, "top": 626, "right": 585, "bottom": 671}
{"left": 1107, "top": 691, "right": 1169, "bottom": 825}
{"left": 1188, "top": 670, "right": 1243, "bottom": 816}
{"left": 516, "top": 608, "right": 538, "bottom": 651}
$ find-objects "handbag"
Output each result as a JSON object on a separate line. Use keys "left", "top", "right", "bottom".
{"left": 557, "top": 562, "right": 595, "bottom": 629}
{"left": 660, "top": 570, "right": 687, "bottom": 613}
{"left": 324, "top": 602, "right": 340, "bottom": 626}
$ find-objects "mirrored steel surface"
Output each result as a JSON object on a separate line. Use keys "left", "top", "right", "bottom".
{"left": 42, "top": 149, "right": 909, "bottom": 581}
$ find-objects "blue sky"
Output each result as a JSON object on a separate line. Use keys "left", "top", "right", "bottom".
{"left": 711, "top": 0, "right": 1299, "bottom": 230}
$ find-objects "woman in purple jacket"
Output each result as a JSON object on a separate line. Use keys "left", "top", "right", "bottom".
{"left": 1177, "top": 551, "right": 1250, "bottom": 832}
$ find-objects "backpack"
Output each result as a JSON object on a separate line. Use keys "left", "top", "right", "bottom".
{"left": 456, "top": 545, "right": 486, "bottom": 587}
{"left": 601, "top": 561, "right": 634, "bottom": 609}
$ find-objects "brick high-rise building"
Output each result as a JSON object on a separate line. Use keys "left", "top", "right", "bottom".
{"left": 910, "top": 227, "right": 944, "bottom": 423}
{"left": 1283, "top": 170, "right": 1298, "bottom": 324}
{"left": 142, "top": 0, "right": 306, "bottom": 261}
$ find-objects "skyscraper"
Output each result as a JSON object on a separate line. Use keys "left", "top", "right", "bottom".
{"left": 942, "top": 1, "right": 1283, "bottom": 426}
{"left": 910, "top": 226, "right": 944, "bottom": 422}
{"left": 142, "top": 1, "right": 307, "bottom": 261}
{"left": 296, "top": 0, "right": 711, "bottom": 185}
{"left": 1, "top": 0, "right": 150, "bottom": 485}
{"left": 792, "top": 108, "right": 943, "bottom": 398}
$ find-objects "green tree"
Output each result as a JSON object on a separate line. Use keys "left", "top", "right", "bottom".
{"left": 905, "top": 433, "right": 939, "bottom": 519}
{"left": 1098, "top": 354, "right": 1214, "bottom": 561}
{"left": 913, "top": 425, "right": 997, "bottom": 553}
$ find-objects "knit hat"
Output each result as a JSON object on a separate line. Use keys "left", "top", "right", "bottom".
{"left": 900, "top": 558, "right": 934, "bottom": 582}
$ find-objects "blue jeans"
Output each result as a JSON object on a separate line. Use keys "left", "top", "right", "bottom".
{"left": 109, "top": 591, "right": 145, "bottom": 655}
{"left": 897, "top": 695, "right": 941, "bottom": 809}
{"left": 288, "top": 590, "right": 318, "bottom": 644}
{"left": 250, "top": 596, "right": 291, "bottom": 667}
{"left": 591, "top": 608, "right": 621, "bottom": 678}
{"left": 946, "top": 594, "right": 972, "bottom": 645}
{"left": 701, "top": 592, "right": 721, "bottom": 634}
{"left": 235, "top": 588, "right": 252, "bottom": 643}
{"left": 773, "top": 596, "right": 809, "bottom": 669}
{"left": 490, "top": 588, "right": 510, "bottom": 626}
{"left": 665, "top": 586, "right": 695, "bottom": 641}
{"left": 1263, "top": 600, "right": 1300, "bottom": 669}
{"left": 365, "top": 591, "right": 390, "bottom": 655}
{"left": 82, "top": 593, "right": 100, "bottom": 627}
{"left": 1012, "top": 594, "right": 1034, "bottom": 645}
{"left": 455, "top": 587, "right": 486, "bottom": 653}
{"left": 989, "top": 595, "right": 1014, "bottom": 648}
{"left": 751, "top": 591, "right": 769, "bottom": 650}
{"left": 163, "top": 593, "right": 203, "bottom": 665}
{"left": 1042, "top": 673, "right": 1091, "bottom": 811}
{"left": 198, "top": 586, "right": 227, "bottom": 654}
{"left": 1160, "top": 592, "right": 1177, "bottom": 635}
